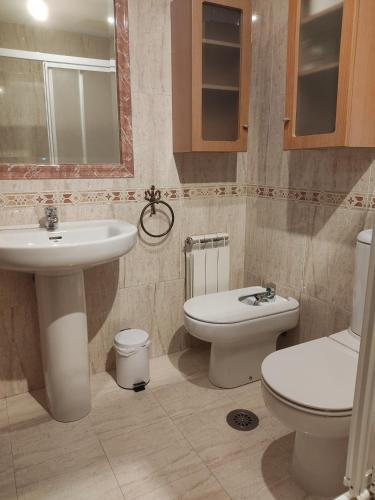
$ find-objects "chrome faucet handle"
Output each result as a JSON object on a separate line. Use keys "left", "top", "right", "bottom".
{"left": 264, "top": 282, "right": 276, "bottom": 299}
{"left": 44, "top": 206, "right": 58, "bottom": 230}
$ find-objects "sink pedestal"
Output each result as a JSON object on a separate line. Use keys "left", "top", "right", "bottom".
{"left": 35, "top": 271, "right": 91, "bottom": 422}
{"left": 0, "top": 219, "right": 138, "bottom": 422}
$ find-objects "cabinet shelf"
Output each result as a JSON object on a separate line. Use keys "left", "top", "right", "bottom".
{"left": 284, "top": 0, "right": 375, "bottom": 149}
{"left": 171, "top": 0, "right": 251, "bottom": 152}
{"left": 203, "top": 38, "right": 240, "bottom": 49}
{"left": 203, "top": 83, "right": 239, "bottom": 92}
{"left": 298, "top": 61, "right": 339, "bottom": 77}
{"left": 301, "top": 3, "right": 343, "bottom": 27}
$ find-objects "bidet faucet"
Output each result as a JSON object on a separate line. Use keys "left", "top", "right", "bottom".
{"left": 44, "top": 206, "right": 58, "bottom": 231}
{"left": 265, "top": 283, "right": 276, "bottom": 300}
{"left": 253, "top": 283, "right": 276, "bottom": 305}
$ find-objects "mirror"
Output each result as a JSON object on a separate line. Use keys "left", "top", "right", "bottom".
{"left": 0, "top": 0, "right": 127, "bottom": 168}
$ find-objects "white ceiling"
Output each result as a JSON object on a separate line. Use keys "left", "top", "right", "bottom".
{"left": 0, "top": 0, "right": 115, "bottom": 38}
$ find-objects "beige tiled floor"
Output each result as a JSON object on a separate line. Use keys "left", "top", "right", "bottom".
{"left": 0, "top": 348, "right": 330, "bottom": 500}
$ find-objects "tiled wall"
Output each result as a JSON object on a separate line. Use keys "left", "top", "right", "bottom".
{"left": 0, "top": 0, "right": 247, "bottom": 398}
{"left": 245, "top": 0, "right": 375, "bottom": 346}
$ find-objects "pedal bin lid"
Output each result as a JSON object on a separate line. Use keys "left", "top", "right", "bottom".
{"left": 114, "top": 329, "right": 150, "bottom": 355}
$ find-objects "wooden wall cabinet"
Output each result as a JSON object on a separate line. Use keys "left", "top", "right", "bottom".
{"left": 171, "top": 0, "right": 251, "bottom": 153}
{"left": 284, "top": 0, "right": 375, "bottom": 150}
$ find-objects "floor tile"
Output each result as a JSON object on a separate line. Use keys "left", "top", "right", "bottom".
{"left": 170, "top": 382, "right": 283, "bottom": 470}
{"left": 0, "top": 397, "right": 7, "bottom": 413}
{"left": 6, "top": 390, "right": 123, "bottom": 500}
{"left": 226, "top": 378, "right": 265, "bottom": 403}
{"left": 174, "top": 398, "right": 275, "bottom": 469}
{"left": 90, "top": 385, "right": 166, "bottom": 441}
{"left": 0, "top": 399, "right": 17, "bottom": 500}
{"left": 101, "top": 416, "right": 220, "bottom": 500}
{"left": 0, "top": 468, "right": 17, "bottom": 500}
{"left": 0, "top": 397, "right": 12, "bottom": 465}
{"left": 7, "top": 391, "right": 98, "bottom": 472}
{"left": 14, "top": 436, "right": 104, "bottom": 489}
{"left": 90, "top": 370, "right": 121, "bottom": 400}
{"left": 228, "top": 381, "right": 292, "bottom": 442}
{"left": 151, "top": 374, "right": 233, "bottom": 420}
{"left": 210, "top": 433, "right": 307, "bottom": 500}
{"left": 148, "top": 347, "right": 210, "bottom": 390}
{"left": 16, "top": 453, "right": 124, "bottom": 500}
{"left": 127, "top": 470, "right": 231, "bottom": 500}
{"left": 6, "top": 390, "right": 49, "bottom": 428}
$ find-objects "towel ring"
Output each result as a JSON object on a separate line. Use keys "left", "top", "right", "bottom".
{"left": 140, "top": 186, "right": 175, "bottom": 238}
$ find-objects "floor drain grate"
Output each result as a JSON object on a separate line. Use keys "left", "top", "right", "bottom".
{"left": 226, "top": 409, "right": 259, "bottom": 431}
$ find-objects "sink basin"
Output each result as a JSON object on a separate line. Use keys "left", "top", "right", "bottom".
{"left": 0, "top": 219, "right": 137, "bottom": 274}
{"left": 0, "top": 219, "right": 137, "bottom": 423}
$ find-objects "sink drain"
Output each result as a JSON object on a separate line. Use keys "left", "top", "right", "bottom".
{"left": 226, "top": 409, "right": 259, "bottom": 431}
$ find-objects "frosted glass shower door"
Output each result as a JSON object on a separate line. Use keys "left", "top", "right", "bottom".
{"left": 81, "top": 71, "right": 120, "bottom": 164}
{"left": 45, "top": 67, "right": 83, "bottom": 164}
{"left": 44, "top": 63, "right": 120, "bottom": 164}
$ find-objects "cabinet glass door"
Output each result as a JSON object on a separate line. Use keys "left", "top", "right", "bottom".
{"left": 201, "top": 3, "right": 241, "bottom": 141}
{"left": 295, "top": 0, "right": 343, "bottom": 136}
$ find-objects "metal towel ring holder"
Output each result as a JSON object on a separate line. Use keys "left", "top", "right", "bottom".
{"left": 140, "top": 185, "right": 175, "bottom": 238}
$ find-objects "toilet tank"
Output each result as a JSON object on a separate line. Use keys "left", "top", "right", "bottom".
{"left": 351, "top": 229, "right": 372, "bottom": 336}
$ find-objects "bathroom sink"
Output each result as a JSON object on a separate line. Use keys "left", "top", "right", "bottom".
{"left": 0, "top": 219, "right": 137, "bottom": 274}
{"left": 0, "top": 218, "right": 138, "bottom": 423}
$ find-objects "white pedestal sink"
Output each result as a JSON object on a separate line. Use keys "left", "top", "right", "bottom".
{"left": 0, "top": 220, "right": 137, "bottom": 422}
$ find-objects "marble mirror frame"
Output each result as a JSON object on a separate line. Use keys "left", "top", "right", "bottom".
{"left": 0, "top": 0, "right": 133, "bottom": 180}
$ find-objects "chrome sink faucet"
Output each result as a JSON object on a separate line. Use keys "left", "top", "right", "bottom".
{"left": 44, "top": 206, "right": 58, "bottom": 231}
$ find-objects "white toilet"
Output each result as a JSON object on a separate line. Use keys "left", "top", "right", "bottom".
{"left": 184, "top": 286, "right": 299, "bottom": 388}
{"left": 261, "top": 229, "right": 371, "bottom": 497}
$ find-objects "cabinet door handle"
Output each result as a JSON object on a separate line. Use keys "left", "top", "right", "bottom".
{"left": 283, "top": 117, "right": 291, "bottom": 123}
{"left": 242, "top": 124, "right": 249, "bottom": 129}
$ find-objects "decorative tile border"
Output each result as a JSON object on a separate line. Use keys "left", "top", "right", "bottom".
{"left": 247, "top": 184, "right": 370, "bottom": 210}
{"left": 0, "top": 184, "right": 247, "bottom": 208}
{"left": 0, "top": 183, "right": 372, "bottom": 209}
{"left": 0, "top": 0, "right": 133, "bottom": 180}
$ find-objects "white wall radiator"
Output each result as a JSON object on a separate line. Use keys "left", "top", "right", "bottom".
{"left": 185, "top": 233, "right": 230, "bottom": 299}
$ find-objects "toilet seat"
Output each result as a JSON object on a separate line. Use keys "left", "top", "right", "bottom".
{"left": 261, "top": 332, "right": 359, "bottom": 415}
{"left": 184, "top": 286, "right": 299, "bottom": 324}
{"left": 262, "top": 379, "right": 352, "bottom": 417}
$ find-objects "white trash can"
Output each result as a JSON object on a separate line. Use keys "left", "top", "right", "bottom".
{"left": 114, "top": 329, "right": 150, "bottom": 391}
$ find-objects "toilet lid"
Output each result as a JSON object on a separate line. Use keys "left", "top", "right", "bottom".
{"left": 261, "top": 337, "right": 358, "bottom": 412}
{"left": 184, "top": 287, "right": 299, "bottom": 324}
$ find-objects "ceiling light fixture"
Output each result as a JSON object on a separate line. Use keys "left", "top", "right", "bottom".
{"left": 27, "top": 0, "right": 49, "bottom": 22}
{"left": 107, "top": 16, "right": 115, "bottom": 25}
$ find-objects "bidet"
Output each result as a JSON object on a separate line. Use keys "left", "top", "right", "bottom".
{"left": 184, "top": 286, "right": 299, "bottom": 388}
